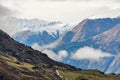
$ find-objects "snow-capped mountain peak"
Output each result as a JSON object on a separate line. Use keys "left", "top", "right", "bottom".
{"left": 12, "top": 17, "right": 77, "bottom": 46}
{"left": 10, "top": 17, "right": 75, "bottom": 37}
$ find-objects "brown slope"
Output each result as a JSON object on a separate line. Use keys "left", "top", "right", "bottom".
{"left": 0, "top": 51, "right": 62, "bottom": 80}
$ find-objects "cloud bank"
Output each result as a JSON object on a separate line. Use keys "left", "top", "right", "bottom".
{"left": 32, "top": 43, "right": 68, "bottom": 61}
{"left": 32, "top": 43, "right": 113, "bottom": 61}
{"left": 42, "top": 49, "right": 68, "bottom": 61}
{"left": 71, "top": 46, "right": 113, "bottom": 61}
{"left": 0, "top": 0, "right": 119, "bottom": 23}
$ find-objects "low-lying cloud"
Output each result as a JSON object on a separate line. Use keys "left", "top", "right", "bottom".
{"left": 32, "top": 43, "right": 68, "bottom": 61}
{"left": 42, "top": 49, "right": 68, "bottom": 61}
{"left": 71, "top": 46, "right": 113, "bottom": 61}
{"left": 32, "top": 44, "right": 113, "bottom": 61}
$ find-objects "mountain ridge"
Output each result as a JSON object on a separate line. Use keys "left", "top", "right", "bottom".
{"left": 11, "top": 17, "right": 76, "bottom": 46}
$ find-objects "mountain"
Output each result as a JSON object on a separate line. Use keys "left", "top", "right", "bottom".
{"left": 106, "top": 53, "right": 120, "bottom": 74}
{"left": 43, "top": 17, "right": 120, "bottom": 73}
{"left": 71, "top": 18, "right": 120, "bottom": 42}
{"left": 48, "top": 18, "right": 120, "bottom": 49}
{"left": 93, "top": 23, "right": 120, "bottom": 54}
{"left": 0, "top": 30, "right": 120, "bottom": 80}
{"left": 92, "top": 23, "right": 120, "bottom": 73}
{"left": 11, "top": 17, "right": 75, "bottom": 46}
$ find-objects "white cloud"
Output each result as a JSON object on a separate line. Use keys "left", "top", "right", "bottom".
{"left": 42, "top": 49, "right": 58, "bottom": 60}
{"left": 32, "top": 43, "right": 68, "bottom": 61}
{"left": 58, "top": 50, "right": 68, "bottom": 60}
{"left": 32, "top": 43, "right": 53, "bottom": 51}
{"left": 32, "top": 43, "right": 43, "bottom": 51}
{"left": 42, "top": 49, "right": 68, "bottom": 61}
{"left": 32, "top": 43, "right": 113, "bottom": 61}
{"left": 71, "top": 46, "right": 113, "bottom": 61}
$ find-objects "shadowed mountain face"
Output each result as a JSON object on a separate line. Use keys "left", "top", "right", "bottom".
{"left": 13, "top": 30, "right": 60, "bottom": 46}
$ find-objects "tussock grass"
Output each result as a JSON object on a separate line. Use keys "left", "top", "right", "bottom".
{"left": 58, "top": 69, "right": 120, "bottom": 80}
{"left": 0, "top": 54, "right": 34, "bottom": 71}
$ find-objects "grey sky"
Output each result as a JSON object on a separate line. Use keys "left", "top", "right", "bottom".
{"left": 0, "top": 0, "right": 120, "bottom": 23}
{"left": 0, "top": 4, "right": 19, "bottom": 35}
{"left": 0, "top": 4, "right": 12, "bottom": 17}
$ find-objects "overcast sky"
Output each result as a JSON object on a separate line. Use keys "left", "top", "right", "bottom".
{"left": 0, "top": 0, "right": 120, "bottom": 23}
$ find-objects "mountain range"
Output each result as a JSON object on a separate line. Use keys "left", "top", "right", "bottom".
{"left": 11, "top": 17, "right": 120, "bottom": 74}
{"left": 1, "top": 29, "right": 120, "bottom": 80}
{"left": 11, "top": 17, "right": 75, "bottom": 46}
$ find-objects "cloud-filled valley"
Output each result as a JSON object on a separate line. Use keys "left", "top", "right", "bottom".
{"left": 32, "top": 43, "right": 68, "bottom": 61}
{"left": 32, "top": 43, "right": 113, "bottom": 61}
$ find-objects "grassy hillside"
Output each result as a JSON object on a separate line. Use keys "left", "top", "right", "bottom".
{"left": 0, "top": 52, "right": 61, "bottom": 80}
{"left": 1, "top": 52, "right": 120, "bottom": 80}
{"left": 58, "top": 69, "right": 120, "bottom": 80}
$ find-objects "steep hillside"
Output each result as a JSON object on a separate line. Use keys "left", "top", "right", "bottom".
{"left": 0, "top": 51, "right": 61, "bottom": 80}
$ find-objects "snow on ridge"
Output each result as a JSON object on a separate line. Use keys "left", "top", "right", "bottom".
{"left": 9, "top": 17, "right": 76, "bottom": 37}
